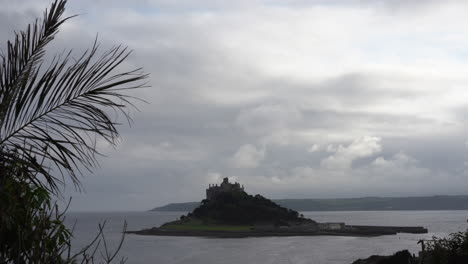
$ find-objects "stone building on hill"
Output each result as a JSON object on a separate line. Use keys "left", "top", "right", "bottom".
{"left": 206, "top": 177, "right": 244, "bottom": 200}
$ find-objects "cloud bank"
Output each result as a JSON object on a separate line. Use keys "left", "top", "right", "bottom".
{"left": 2, "top": 0, "right": 468, "bottom": 211}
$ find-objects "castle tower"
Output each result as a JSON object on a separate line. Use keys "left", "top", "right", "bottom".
{"left": 206, "top": 177, "right": 245, "bottom": 200}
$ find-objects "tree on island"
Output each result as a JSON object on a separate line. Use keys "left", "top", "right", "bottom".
{"left": 183, "top": 182, "right": 315, "bottom": 226}
{"left": 0, "top": 0, "right": 147, "bottom": 262}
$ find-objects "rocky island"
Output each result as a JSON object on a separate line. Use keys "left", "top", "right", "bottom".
{"left": 128, "top": 178, "right": 427, "bottom": 238}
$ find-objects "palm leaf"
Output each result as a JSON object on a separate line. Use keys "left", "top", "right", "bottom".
{"left": 0, "top": 0, "right": 71, "bottom": 124}
{"left": 0, "top": 0, "right": 148, "bottom": 193}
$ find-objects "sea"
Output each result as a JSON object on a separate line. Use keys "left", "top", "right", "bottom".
{"left": 64, "top": 210, "right": 468, "bottom": 264}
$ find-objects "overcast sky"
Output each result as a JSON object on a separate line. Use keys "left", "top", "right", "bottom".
{"left": 2, "top": 0, "right": 468, "bottom": 211}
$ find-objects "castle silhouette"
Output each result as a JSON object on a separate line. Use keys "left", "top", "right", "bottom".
{"left": 206, "top": 177, "right": 244, "bottom": 200}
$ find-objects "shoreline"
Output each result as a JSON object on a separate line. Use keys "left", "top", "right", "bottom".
{"left": 126, "top": 230, "right": 382, "bottom": 238}
{"left": 126, "top": 226, "right": 427, "bottom": 238}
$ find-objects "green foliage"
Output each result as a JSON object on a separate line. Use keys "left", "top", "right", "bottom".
{"left": 425, "top": 230, "right": 468, "bottom": 264}
{"left": 0, "top": 156, "right": 71, "bottom": 263}
{"left": 0, "top": 153, "right": 130, "bottom": 264}
{"left": 192, "top": 191, "right": 313, "bottom": 225}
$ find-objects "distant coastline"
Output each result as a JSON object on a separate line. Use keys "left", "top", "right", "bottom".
{"left": 151, "top": 195, "right": 468, "bottom": 212}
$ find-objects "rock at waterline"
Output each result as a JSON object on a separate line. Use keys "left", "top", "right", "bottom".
{"left": 351, "top": 250, "right": 416, "bottom": 264}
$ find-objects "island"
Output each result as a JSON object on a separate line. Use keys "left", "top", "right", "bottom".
{"left": 128, "top": 178, "right": 428, "bottom": 238}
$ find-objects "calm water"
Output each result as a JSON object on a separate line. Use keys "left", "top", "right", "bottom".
{"left": 64, "top": 210, "right": 468, "bottom": 264}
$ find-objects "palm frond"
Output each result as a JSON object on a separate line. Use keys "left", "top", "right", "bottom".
{"left": 0, "top": 0, "right": 72, "bottom": 124}
{"left": 0, "top": 1, "right": 148, "bottom": 193}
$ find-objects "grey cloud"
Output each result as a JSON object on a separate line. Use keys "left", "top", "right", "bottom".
{"left": 3, "top": 0, "right": 468, "bottom": 211}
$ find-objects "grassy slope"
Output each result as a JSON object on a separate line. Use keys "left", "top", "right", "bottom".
{"left": 161, "top": 219, "right": 252, "bottom": 231}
